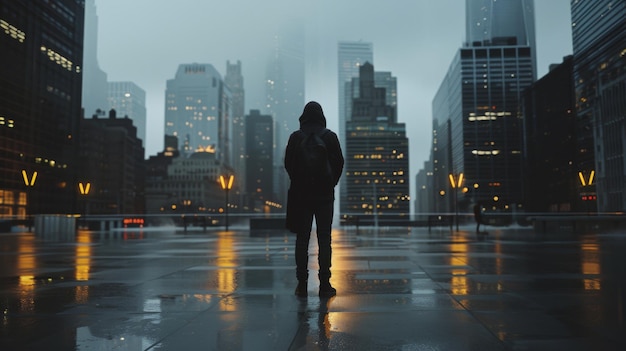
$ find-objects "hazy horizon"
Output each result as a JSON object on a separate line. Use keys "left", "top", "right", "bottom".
{"left": 94, "top": 0, "right": 573, "bottom": 175}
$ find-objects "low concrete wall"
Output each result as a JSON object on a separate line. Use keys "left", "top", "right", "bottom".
{"left": 34, "top": 215, "right": 76, "bottom": 240}
{"left": 249, "top": 217, "right": 286, "bottom": 230}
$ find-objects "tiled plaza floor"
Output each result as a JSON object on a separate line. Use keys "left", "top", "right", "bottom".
{"left": 1, "top": 224, "right": 625, "bottom": 350}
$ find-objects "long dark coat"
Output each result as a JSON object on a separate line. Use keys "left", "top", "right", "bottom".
{"left": 284, "top": 102, "right": 344, "bottom": 233}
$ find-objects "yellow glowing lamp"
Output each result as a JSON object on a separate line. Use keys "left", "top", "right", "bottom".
{"left": 22, "top": 170, "right": 37, "bottom": 186}
{"left": 219, "top": 175, "right": 234, "bottom": 190}
{"left": 78, "top": 182, "right": 91, "bottom": 195}
{"left": 578, "top": 170, "right": 595, "bottom": 186}
{"left": 448, "top": 173, "right": 464, "bottom": 188}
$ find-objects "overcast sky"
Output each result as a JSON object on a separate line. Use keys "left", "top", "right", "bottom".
{"left": 96, "top": 0, "right": 573, "bottom": 176}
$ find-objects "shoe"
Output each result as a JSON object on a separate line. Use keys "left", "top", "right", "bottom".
{"left": 295, "top": 281, "right": 307, "bottom": 298}
{"left": 319, "top": 283, "right": 336, "bottom": 298}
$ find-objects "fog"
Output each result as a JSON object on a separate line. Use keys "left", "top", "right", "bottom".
{"left": 96, "top": 0, "right": 572, "bottom": 173}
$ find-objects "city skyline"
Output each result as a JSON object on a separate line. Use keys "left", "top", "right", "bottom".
{"left": 95, "top": 0, "right": 573, "bottom": 177}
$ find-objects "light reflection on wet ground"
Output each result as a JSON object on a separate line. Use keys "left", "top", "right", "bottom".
{"left": 0, "top": 225, "right": 625, "bottom": 350}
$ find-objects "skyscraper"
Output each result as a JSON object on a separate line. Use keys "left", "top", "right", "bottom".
{"left": 0, "top": 0, "right": 84, "bottom": 216}
{"left": 342, "top": 63, "right": 410, "bottom": 219}
{"left": 108, "top": 81, "right": 147, "bottom": 146}
{"left": 245, "top": 110, "right": 274, "bottom": 211}
{"left": 82, "top": 0, "right": 109, "bottom": 117}
{"left": 428, "top": 0, "right": 536, "bottom": 215}
{"left": 265, "top": 29, "right": 305, "bottom": 208}
{"left": 466, "top": 0, "right": 536, "bottom": 79}
{"left": 224, "top": 60, "right": 246, "bottom": 196}
{"left": 164, "top": 64, "right": 231, "bottom": 162}
{"left": 571, "top": 0, "right": 626, "bottom": 212}
{"left": 337, "top": 41, "right": 374, "bottom": 144}
{"left": 337, "top": 41, "right": 374, "bottom": 214}
{"left": 523, "top": 56, "right": 577, "bottom": 213}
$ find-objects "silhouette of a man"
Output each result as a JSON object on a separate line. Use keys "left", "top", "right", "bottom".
{"left": 285, "top": 101, "right": 344, "bottom": 298}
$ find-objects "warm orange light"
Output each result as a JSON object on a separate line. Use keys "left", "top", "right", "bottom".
{"left": 219, "top": 175, "right": 234, "bottom": 190}
{"left": 448, "top": 173, "right": 464, "bottom": 188}
{"left": 579, "top": 170, "right": 595, "bottom": 186}
{"left": 21, "top": 170, "right": 37, "bottom": 186}
{"left": 78, "top": 182, "right": 91, "bottom": 195}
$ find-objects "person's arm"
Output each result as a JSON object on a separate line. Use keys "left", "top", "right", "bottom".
{"left": 327, "top": 132, "right": 344, "bottom": 186}
{"left": 284, "top": 132, "right": 298, "bottom": 179}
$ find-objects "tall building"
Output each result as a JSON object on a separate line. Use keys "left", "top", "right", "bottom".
{"left": 108, "top": 81, "right": 147, "bottom": 146}
{"left": 164, "top": 63, "right": 232, "bottom": 162}
{"left": 265, "top": 29, "right": 305, "bottom": 208}
{"left": 82, "top": 0, "right": 108, "bottom": 117}
{"left": 342, "top": 63, "right": 410, "bottom": 220}
{"left": 337, "top": 41, "right": 374, "bottom": 144}
{"left": 466, "top": 0, "right": 537, "bottom": 79}
{"left": 571, "top": 0, "right": 626, "bottom": 212}
{"left": 428, "top": 0, "right": 536, "bottom": 216}
{"left": 245, "top": 110, "right": 274, "bottom": 212}
{"left": 78, "top": 109, "right": 145, "bottom": 214}
{"left": 224, "top": 60, "right": 245, "bottom": 197}
{"left": 144, "top": 151, "right": 231, "bottom": 215}
{"left": 523, "top": 56, "right": 578, "bottom": 213}
{"left": 0, "top": 0, "right": 84, "bottom": 216}
{"left": 337, "top": 42, "right": 374, "bottom": 215}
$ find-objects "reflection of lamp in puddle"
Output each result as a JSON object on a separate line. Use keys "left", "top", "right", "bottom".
{"left": 75, "top": 231, "right": 92, "bottom": 303}
{"left": 17, "top": 234, "right": 36, "bottom": 313}
{"left": 581, "top": 240, "right": 601, "bottom": 290}
{"left": 216, "top": 233, "right": 237, "bottom": 311}
{"left": 449, "top": 240, "right": 469, "bottom": 295}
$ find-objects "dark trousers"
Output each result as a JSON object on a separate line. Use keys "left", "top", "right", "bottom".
{"left": 295, "top": 201, "right": 333, "bottom": 283}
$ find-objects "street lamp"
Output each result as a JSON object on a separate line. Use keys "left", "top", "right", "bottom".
{"left": 449, "top": 172, "right": 464, "bottom": 231}
{"left": 219, "top": 174, "right": 234, "bottom": 231}
{"left": 21, "top": 170, "right": 38, "bottom": 216}
{"left": 578, "top": 170, "right": 596, "bottom": 213}
{"left": 78, "top": 182, "right": 91, "bottom": 227}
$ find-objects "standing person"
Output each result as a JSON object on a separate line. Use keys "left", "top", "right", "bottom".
{"left": 285, "top": 101, "right": 344, "bottom": 298}
{"left": 473, "top": 203, "right": 483, "bottom": 234}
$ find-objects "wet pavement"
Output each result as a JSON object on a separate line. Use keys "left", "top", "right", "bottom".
{"left": 1, "top": 224, "right": 625, "bottom": 350}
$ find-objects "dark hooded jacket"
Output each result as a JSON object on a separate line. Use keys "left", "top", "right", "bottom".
{"left": 284, "top": 101, "right": 344, "bottom": 232}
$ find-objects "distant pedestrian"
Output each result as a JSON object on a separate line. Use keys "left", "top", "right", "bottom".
{"left": 473, "top": 203, "right": 483, "bottom": 234}
{"left": 285, "top": 101, "right": 344, "bottom": 298}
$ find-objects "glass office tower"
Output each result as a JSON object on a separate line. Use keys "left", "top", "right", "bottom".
{"left": 0, "top": 0, "right": 84, "bottom": 216}
{"left": 571, "top": 0, "right": 626, "bottom": 212}
{"left": 164, "top": 64, "right": 231, "bottom": 162}
{"left": 431, "top": 0, "right": 536, "bottom": 215}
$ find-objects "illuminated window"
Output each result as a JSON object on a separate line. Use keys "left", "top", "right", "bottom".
{"left": 1, "top": 19, "right": 25, "bottom": 43}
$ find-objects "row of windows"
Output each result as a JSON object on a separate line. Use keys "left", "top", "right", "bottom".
{"left": 1, "top": 19, "right": 25, "bottom": 42}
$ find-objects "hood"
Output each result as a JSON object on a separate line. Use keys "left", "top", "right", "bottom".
{"left": 298, "top": 101, "right": 327, "bottom": 128}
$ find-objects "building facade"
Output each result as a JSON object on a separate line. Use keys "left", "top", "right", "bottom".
{"left": 245, "top": 110, "right": 274, "bottom": 212}
{"left": 107, "top": 81, "right": 147, "bottom": 146}
{"left": 522, "top": 56, "right": 578, "bottom": 213}
{"left": 0, "top": 0, "right": 85, "bottom": 216}
{"left": 81, "top": 0, "right": 108, "bottom": 118}
{"left": 78, "top": 110, "right": 145, "bottom": 214}
{"left": 164, "top": 63, "right": 232, "bottom": 162}
{"left": 342, "top": 63, "right": 410, "bottom": 220}
{"left": 224, "top": 60, "right": 245, "bottom": 201}
{"left": 144, "top": 151, "right": 231, "bottom": 215}
{"left": 571, "top": 0, "right": 626, "bottom": 212}
{"left": 265, "top": 30, "right": 305, "bottom": 209}
{"left": 427, "top": 0, "right": 536, "bottom": 219}
{"left": 337, "top": 41, "right": 374, "bottom": 144}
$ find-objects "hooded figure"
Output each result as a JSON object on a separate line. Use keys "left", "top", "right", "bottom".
{"left": 284, "top": 101, "right": 344, "bottom": 298}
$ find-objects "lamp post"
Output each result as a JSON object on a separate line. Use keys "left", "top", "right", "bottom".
{"left": 578, "top": 170, "right": 595, "bottom": 214}
{"left": 449, "top": 172, "right": 464, "bottom": 231}
{"left": 219, "top": 174, "right": 234, "bottom": 231}
{"left": 21, "top": 170, "right": 38, "bottom": 216}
